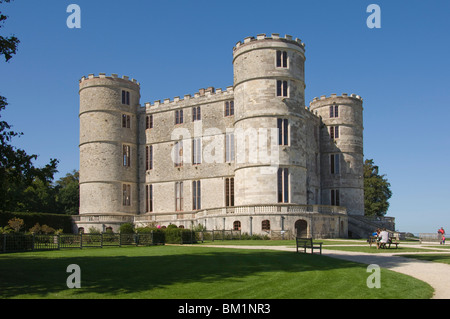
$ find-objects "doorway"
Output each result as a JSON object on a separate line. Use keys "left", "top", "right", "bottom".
{"left": 295, "top": 219, "right": 308, "bottom": 238}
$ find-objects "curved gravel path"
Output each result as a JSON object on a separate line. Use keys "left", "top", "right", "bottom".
{"left": 197, "top": 243, "right": 450, "bottom": 299}
{"left": 321, "top": 249, "right": 450, "bottom": 299}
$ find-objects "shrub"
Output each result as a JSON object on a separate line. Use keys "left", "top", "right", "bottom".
{"left": 0, "top": 212, "right": 73, "bottom": 233}
{"left": 119, "top": 223, "right": 135, "bottom": 234}
{"left": 29, "top": 223, "right": 42, "bottom": 234}
{"left": 164, "top": 228, "right": 196, "bottom": 244}
{"left": 8, "top": 218, "right": 24, "bottom": 233}
{"left": 88, "top": 227, "right": 101, "bottom": 234}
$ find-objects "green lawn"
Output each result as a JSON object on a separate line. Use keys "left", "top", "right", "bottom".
{"left": 402, "top": 254, "right": 450, "bottom": 265}
{"left": 0, "top": 245, "right": 433, "bottom": 299}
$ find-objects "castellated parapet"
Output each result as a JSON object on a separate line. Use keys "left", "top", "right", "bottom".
{"left": 76, "top": 34, "right": 366, "bottom": 238}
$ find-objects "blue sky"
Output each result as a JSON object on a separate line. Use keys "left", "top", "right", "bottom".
{"left": 0, "top": 0, "right": 449, "bottom": 234}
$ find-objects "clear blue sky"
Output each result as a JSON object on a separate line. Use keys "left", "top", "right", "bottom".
{"left": 1, "top": 0, "right": 449, "bottom": 234}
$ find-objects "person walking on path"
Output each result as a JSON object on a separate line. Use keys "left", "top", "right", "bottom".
{"left": 438, "top": 227, "right": 445, "bottom": 245}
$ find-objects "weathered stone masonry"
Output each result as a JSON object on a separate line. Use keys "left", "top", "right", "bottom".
{"left": 76, "top": 33, "right": 365, "bottom": 238}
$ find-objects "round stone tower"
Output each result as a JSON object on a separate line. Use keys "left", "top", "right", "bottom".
{"left": 78, "top": 73, "right": 140, "bottom": 230}
{"left": 232, "top": 33, "right": 307, "bottom": 205}
{"left": 309, "top": 94, "right": 364, "bottom": 215}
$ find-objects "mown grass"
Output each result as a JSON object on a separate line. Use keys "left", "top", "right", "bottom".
{"left": 0, "top": 245, "right": 433, "bottom": 299}
{"left": 401, "top": 254, "right": 450, "bottom": 265}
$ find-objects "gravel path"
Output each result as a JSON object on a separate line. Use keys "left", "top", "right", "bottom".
{"left": 197, "top": 244, "right": 450, "bottom": 299}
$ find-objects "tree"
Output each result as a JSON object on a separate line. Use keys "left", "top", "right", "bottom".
{"left": 364, "top": 159, "right": 392, "bottom": 217}
{"left": 55, "top": 170, "right": 79, "bottom": 215}
{"left": 0, "top": 0, "right": 20, "bottom": 62}
{"left": 0, "top": 0, "right": 60, "bottom": 212}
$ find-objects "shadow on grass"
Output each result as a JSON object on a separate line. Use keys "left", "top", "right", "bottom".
{"left": 0, "top": 246, "right": 365, "bottom": 298}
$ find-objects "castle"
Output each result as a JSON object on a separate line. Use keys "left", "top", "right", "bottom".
{"left": 76, "top": 33, "right": 366, "bottom": 238}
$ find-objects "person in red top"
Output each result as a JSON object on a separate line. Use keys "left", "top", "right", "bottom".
{"left": 438, "top": 227, "right": 445, "bottom": 245}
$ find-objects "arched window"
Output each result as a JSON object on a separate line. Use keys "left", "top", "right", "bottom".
{"left": 262, "top": 220, "right": 270, "bottom": 231}
{"left": 233, "top": 221, "right": 241, "bottom": 231}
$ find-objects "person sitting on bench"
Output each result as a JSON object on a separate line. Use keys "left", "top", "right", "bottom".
{"left": 377, "top": 228, "right": 389, "bottom": 249}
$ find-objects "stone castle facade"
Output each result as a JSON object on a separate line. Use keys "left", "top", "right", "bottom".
{"left": 76, "top": 33, "right": 364, "bottom": 238}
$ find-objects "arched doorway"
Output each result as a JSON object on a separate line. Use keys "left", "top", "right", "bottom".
{"left": 295, "top": 220, "right": 308, "bottom": 238}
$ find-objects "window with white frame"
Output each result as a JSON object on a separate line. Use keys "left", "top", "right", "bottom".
{"left": 225, "top": 178, "right": 234, "bottom": 207}
{"left": 329, "top": 104, "right": 339, "bottom": 118}
{"left": 225, "top": 132, "right": 235, "bottom": 163}
{"left": 276, "top": 80, "right": 288, "bottom": 97}
{"left": 276, "top": 50, "right": 288, "bottom": 68}
{"left": 122, "top": 184, "right": 131, "bottom": 206}
{"left": 330, "top": 126, "right": 339, "bottom": 140}
{"left": 122, "top": 114, "right": 130, "bottom": 128}
{"left": 277, "top": 168, "right": 289, "bottom": 203}
{"left": 123, "top": 145, "right": 131, "bottom": 167}
{"left": 146, "top": 145, "right": 153, "bottom": 171}
{"left": 175, "top": 181, "right": 183, "bottom": 211}
{"left": 192, "top": 106, "right": 201, "bottom": 121}
{"left": 174, "top": 140, "right": 183, "bottom": 167}
{"left": 175, "top": 109, "right": 184, "bottom": 124}
{"left": 192, "top": 138, "right": 202, "bottom": 165}
{"left": 192, "top": 180, "right": 201, "bottom": 210}
{"left": 145, "top": 184, "right": 153, "bottom": 212}
{"left": 331, "top": 189, "right": 340, "bottom": 206}
{"left": 277, "top": 118, "right": 289, "bottom": 145}
{"left": 225, "top": 100, "right": 234, "bottom": 117}
{"left": 122, "top": 90, "right": 130, "bottom": 105}
{"left": 330, "top": 154, "right": 340, "bottom": 175}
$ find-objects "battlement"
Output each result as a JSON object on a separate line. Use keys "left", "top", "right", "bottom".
{"left": 309, "top": 93, "right": 363, "bottom": 107}
{"left": 79, "top": 73, "right": 140, "bottom": 86}
{"left": 142, "top": 86, "right": 234, "bottom": 111}
{"left": 233, "top": 33, "right": 305, "bottom": 51}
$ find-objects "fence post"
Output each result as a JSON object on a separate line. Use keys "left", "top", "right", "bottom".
{"left": 3, "top": 234, "right": 6, "bottom": 253}
{"left": 57, "top": 234, "right": 60, "bottom": 250}
{"left": 101, "top": 233, "right": 103, "bottom": 248}
{"left": 80, "top": 233, "right": 83, "bottom": 249}
{"left": 32, "top": 234, "right": 35, "bottom": 251}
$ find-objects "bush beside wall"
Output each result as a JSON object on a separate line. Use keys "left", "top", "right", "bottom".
{"left": 0, "top": 212, "right": 73, "bottom": 233}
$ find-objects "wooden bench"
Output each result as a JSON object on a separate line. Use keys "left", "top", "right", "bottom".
{"left": 296, "top": 237, "right": 323, "bottom": 255}
{"left": 387, "top": 239, "right": 399, "bottom": 249}
{"left": 378, "top": 239, "right": 399, "bottom": 249}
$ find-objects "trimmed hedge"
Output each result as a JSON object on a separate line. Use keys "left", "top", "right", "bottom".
{"left": 0, "top": 212, "right": 73, "bottom": 233}
{"left": 135, "top": 226, "right": 196, "bottom": 244}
